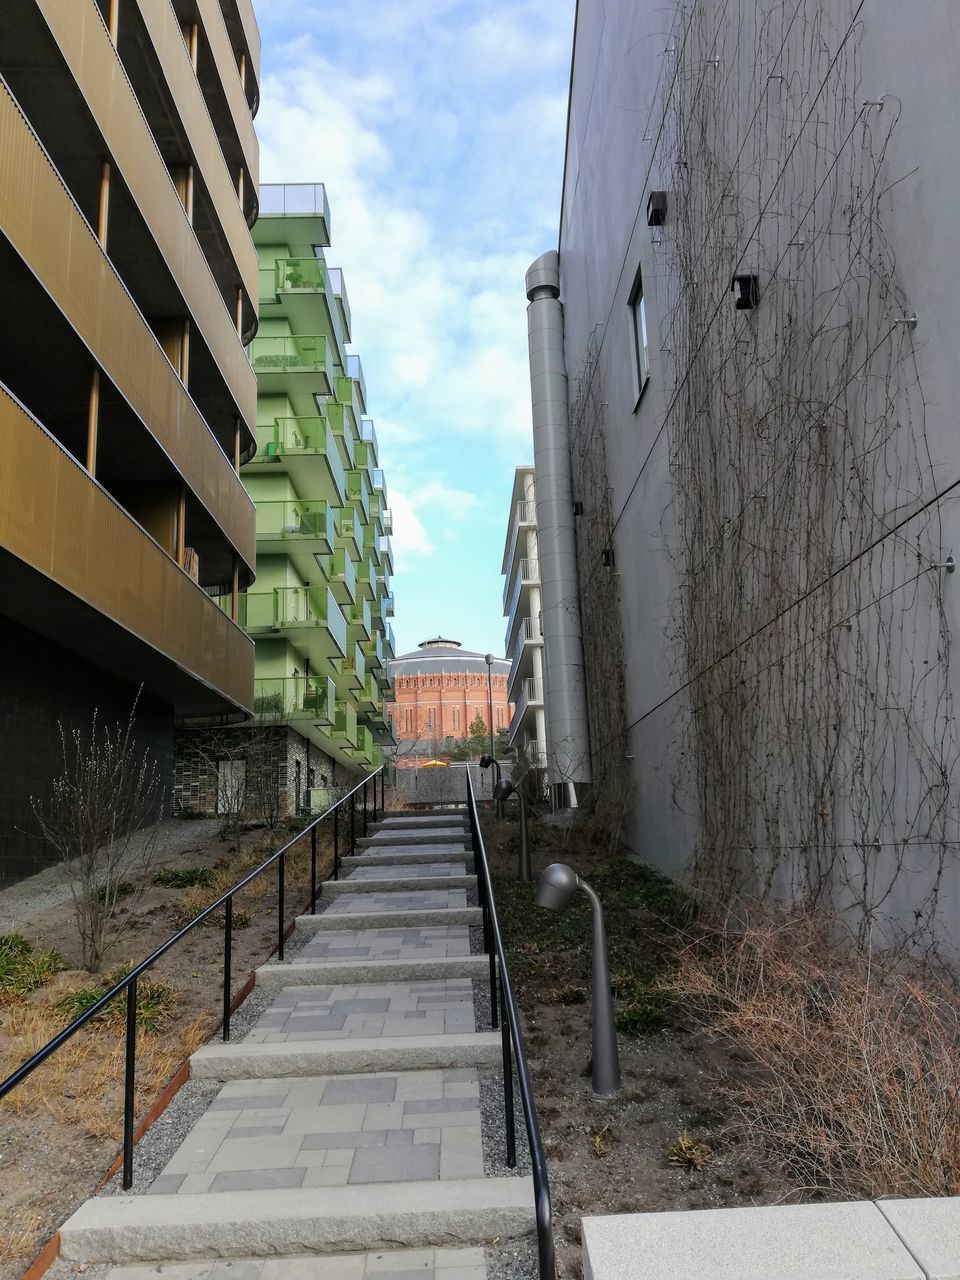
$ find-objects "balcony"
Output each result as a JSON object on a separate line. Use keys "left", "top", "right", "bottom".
{"left": 509, "top": 677, "right": 544, "bottom": 745}
{"left": 346, "top": 354, "right": 367, "bottom": 412}
{"left": 254, "top": 674, "right": 335, "bottom": 727}
{"left": 247, "top": 415, "right": 346, "bottom": 507}
{"left": 364, "top": 629, "right": 385, "bottom": 672}
{"left": 355, "top": 556, "right": 378, "bottom": 603}
{"left": 0, "top": 387, "right": 253, "bottom": 717}
{"left": 370, "top": 592, "right": 394, "bottom": 634}
{"left": 385, "top": 621, "right": 396, "bottom": 660}
{"left": 360, "top": 417, "right": 378, "bottom": 459}
{"left": 275, "top": 256, "right": 325, "bottom": 294}
{"left": 348, "top": 598, "right": 373, "bottom": 643}
{"left": 326, "top": 268, "right": 352, "bottom": 341}
{"left": 326, "top": 399, "right": 358, "bottom": 470}
{"left": 381, "top": 507, "right": 393, "bottom": 536}
{"left": 239, "top": 584, "right": 347, "bottom": 669}
{"left": 504, "top": 557, "right": 541, "bottom": 651}
{"left": 356, "top": 672, "right": 378, "bottom": 712}
{"left": 502, "top": 498, "right": 538, "bottom": 585}
{"left": 255, "top": 500, "right": 335, "bottom": 580}
{"left": 258, "top": 183, "right": 330, "bottom": 245}
{"left": 378, "top": 536, "right": 394, "bottom": 577}
{"left": 330, "top": 701, "right": 359, "bottom": 748}
{"left": 337, "top": 642, "right": 366, "bottom": 693}
{"left": 249, "top": 334, "right": 334, "bottom": 399}
{"left": 349, "top": 724, "right": 375, "bottom": 764}
{"left": 335, "top": 509, "right": 363, "bottom": 563}
{"left": 508, "top": 616, "right": 543, "bottom": 696}
{"left": 345, "top": 470, "right": 372, "bottom": 524}
{"left": 324, "top": 546, "right": 357, "bottom": 606}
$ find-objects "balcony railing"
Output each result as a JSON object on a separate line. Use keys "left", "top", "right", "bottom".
{"left": 364, "top": 630, "right": 385, "bottom": 670}
{"left": 385, "top": 621, "right": 396, "bottom": 659}
{"left": 326, "top": 546, "right": 357, "bottom": 604}
{"left": 360, "top": 416, "right": 378, "bottom": 458}
{"left": 252, "top": 417, "right": 347, "bottom": 506}
{"left": 381, "top": 507, "right": 393, "bottom": 535}
{"left": 347, "top": 353, "right": 367, "bottom": 409}
{"left": 258, "top": 182, "right": 329, "bottom": 222}
{"left": 249, "top": 334, "right": 333, "bottom": 382}
{"left": 348, "top": 597, "right": 373, "bottom": 641}
{"left": 239, "top": 585, "right": 348, "bottom": 656}
{"left": 502, "top": 500, "right": 538, "bottom": 590}
{"left": 346, "top": 471, "right": 371, "bottom": 523}
{"left": 255, "top": 500, "right": 335, "bottom": 551}
{"left": 503, "top": 557, "right": 541, "bottom": 640}
{"left": 275, "top": 256, "right": 325, "bottom": 292}
{"left": 326, "top": 267, "right": 352, "bottom": 340}
{"left": 338, "top": 642, "right": 366, "bottom": 691}
{"left": 254, "top": 675, "right": 334, "bottom": 725}
{"left": 508, "top": 615, "right": 542, "bottom": 688}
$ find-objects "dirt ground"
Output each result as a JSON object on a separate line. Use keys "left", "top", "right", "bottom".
{"left": 478, "top": 808, "right": 814, "bottom": 1280}
{"left": 0, "top": 816, "right": 336, "bottom": 1278}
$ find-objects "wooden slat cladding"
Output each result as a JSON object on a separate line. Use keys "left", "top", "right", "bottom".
{"left": 0, "top": 81, "right": 256, "bottom": 576}
{"left": 0, "top": 389, "right": 254, "bottom": 713}
{"left": 194, "top": 0, "right": 259, "bottom": 189}
{"left": 35, "top": 0, "right": 257, "bottom": 438}
{"left": 129, "top": 0, "right": 258, "bottom": 250}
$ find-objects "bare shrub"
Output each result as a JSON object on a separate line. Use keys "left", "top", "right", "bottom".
{"left": 31, "top": 698, "right": 164, "bottom": 973}
{"left": 673, "top": 915, "right": 960, "bottom": 1198}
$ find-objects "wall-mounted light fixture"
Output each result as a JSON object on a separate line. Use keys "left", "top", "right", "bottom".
{"left": 647, "top": 191, "right": 667, "bottom": 227}
{"left": 731, "top": 273, "right": 760, "bottom": 310}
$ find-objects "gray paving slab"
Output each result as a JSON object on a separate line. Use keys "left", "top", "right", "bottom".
{"left": 877, "top": 1197, "right": 960, "bottom": 1280}
{"left": 580, "top": 1202, "right": 924, "bottom": 1280}
{"left": 158, "top": 1070, "right": 482, "bottom": 1193}
{"left": 298, "top": 926, "right": 472, "bottom": 964}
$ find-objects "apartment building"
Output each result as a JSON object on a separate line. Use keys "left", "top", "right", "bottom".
{"left": 530, "top": 0, "right": 960, "bottom": 940}
{"left": 174, "top": 184, "right": 397, "bottom": 816}
{"left": 500, "top": 469, "right": 547, "bottom": 771}
{"left": 0, "top": 0, "right": 259, "bottom": 883}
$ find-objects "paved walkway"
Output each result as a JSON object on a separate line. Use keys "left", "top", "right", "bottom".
{"left": 58, "top": 806, "right": 534, "bottom": 1276}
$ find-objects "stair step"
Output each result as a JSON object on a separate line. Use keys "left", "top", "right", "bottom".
{"left": 191, "top": 1033, "right": 502, "bottom": 1079}
{"left": 58, "top": 1178, "right": 536, "bottom": 1263}
{"left": 322, "top": 875, "right": 476, "bottom": 896}
{"left": 297, "top": 908, "right": 483, "bottom": 931}
{"left": 376, "top": 815, "right": 470, "bottom": 829}
{"left": 77, "top": 1247, "right": 489, "bottom": 1280}
{"left": 255, "top": 954, "right": 489, "bottom": 988}
{"left": 359, "top": 831, "right": 471, "bottom": 848}
{"left": 340, "top": 849, "right": 473, "bottom": 869}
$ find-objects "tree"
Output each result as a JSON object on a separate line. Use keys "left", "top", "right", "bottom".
{"left": 31, "top": 697, "right": 164, "bottom": 972}
{"left": 468, "top": 713, "right": 488, "bottom": 753}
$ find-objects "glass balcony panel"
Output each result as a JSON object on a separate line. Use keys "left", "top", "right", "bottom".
{"left": 326, "top": 267, "right": 352, "bottom": 340}
{"left": 249, "top": 334, "right": 332, "bottom": 381}
{"left": 275, "top": 256, "right": 326, "bottom": 292}
{"left": 255, "top": 499, "right": 335, "bottom": 552}
{"left": 346, "top": 354, "right": 367, "bottom": 410}
{"left": 254, "top": 675, "right": 335, "bottom": 725}
{"left": 258, "top": 183, "right": 329, "bottom": 219}
{"left": 239, "top": 585, "right": 347, "bottom": 657}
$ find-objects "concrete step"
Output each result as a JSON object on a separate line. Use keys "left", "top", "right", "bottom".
{"left": 255, "top": 954, "right": 489, "bottom": 988}
{"left": 376, "top": 815, "right": 470, "bottom": 829}
{"left": 340, "top": 849, "right": 474, "bottom": 869}
{"left": 322, "top": 875, "right": 476, "bottom": 897}
{"left": 297, "top": 908, "right": 483, "bottom": 932}
{"left": 358, "top": 831, "right": 471, "bottom": 848}
{"left": 59, "top": 1177, "right": 536, "bottom": 1263}
{"left": 74, "top": 1247, "right": 489, "bottom": 1280}
{"left": 297, "top": 924, "right": 473, "bottom": 964}
{"left": 191, "top": 1033, "right": 502, "bottom": 1080}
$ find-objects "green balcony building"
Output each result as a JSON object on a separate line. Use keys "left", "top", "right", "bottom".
{"left": 174, "top": 183, "right": 396, "bottom": 817}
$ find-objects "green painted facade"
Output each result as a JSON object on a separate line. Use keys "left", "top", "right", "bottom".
{"left": 241, "top": 184, "right": 396, "bottom": 789}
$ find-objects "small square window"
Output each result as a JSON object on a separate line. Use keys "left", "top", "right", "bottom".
{"left": 629, "top": 266, "right": 651, "bottom": 408}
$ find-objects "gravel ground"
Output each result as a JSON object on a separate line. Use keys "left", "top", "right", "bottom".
{"left": 486, "top": 1238, "right": 539, "bottom": 1280}
{"left": 0, "top": 818, "right": 218, "bottom": 932}
{"left": 99, "top": 1078, "right": 221, "bottom": 1197}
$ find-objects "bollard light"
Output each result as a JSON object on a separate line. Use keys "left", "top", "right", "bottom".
{"left": 493, "top": 778, "right": 531, "bottom": 881}
{"left": 535, "top": 862, "right": 622, "bottom": 1096}
{"left": 479, "top": 753, "right": 503, "bottom": 815}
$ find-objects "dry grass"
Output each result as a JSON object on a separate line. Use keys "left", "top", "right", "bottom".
{"left": 0, "top": 1215, "right": 43, "bottom": 1263}
{"left": 673, "top": 914, "right": 960, "bottom": 1198}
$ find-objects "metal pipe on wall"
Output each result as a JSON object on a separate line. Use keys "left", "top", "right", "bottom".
{"left": 524, "top": 251, "right": 592, "bottom": 798}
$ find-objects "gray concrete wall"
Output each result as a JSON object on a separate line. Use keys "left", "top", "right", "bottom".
{"left": 557, "top": 0, "right": 960, "bottom": 943}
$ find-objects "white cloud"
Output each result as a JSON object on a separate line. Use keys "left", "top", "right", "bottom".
{"left": 388, "top": 489, "right": 434, "bottom": 562}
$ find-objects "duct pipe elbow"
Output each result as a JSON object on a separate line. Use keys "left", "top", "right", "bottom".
{"left": 526, "top": 251, "right": 560, "bottom": 302}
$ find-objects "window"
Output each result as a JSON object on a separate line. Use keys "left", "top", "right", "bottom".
{"left": 629, "top": 265, "right": 651, "bottom": 406}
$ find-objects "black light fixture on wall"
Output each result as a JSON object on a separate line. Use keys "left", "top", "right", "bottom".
{"left": 731, "top": 273, "right": 760, "bottom": 310}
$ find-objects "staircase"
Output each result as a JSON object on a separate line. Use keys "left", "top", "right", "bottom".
{"left": 57, "top": 805, "right": 535, "bottom": 1280}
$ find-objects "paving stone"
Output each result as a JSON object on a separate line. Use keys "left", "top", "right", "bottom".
{"left": 323, "top": 1077, "right": 398, "bottom": 1103}
{"left": 877, "top": 1197, "right": 960, "bottom": 1280}
{"left": 349, "top": 1143, "right": 440, "bottom": 1184}
{"left": 208, "top": 1169, "right": 306, "bottom": 1193}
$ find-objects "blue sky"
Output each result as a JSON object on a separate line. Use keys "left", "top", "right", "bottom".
{"left": 253, "top": 0, "right": 574, "bottom": 658}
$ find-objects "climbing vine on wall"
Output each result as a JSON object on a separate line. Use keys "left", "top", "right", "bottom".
{"left": 653, "top": 0, "right": 958, "bottom": 939}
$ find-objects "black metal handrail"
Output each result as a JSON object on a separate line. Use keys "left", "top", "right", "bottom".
{"left": 0, "top": 766, "right": 387, "bottom": 1189}
{"left": 466, "top": 769, "right": 555, "bottom": 1280}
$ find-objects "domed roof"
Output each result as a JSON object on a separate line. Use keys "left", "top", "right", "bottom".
{"left": 390, "top": 637, "right": 510, "bottom": 677}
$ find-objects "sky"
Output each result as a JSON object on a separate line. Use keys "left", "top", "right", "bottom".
{"left": 252, "top": 0, "right": 575, "bottom": 659}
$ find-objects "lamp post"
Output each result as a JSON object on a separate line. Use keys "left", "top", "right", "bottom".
{"left": 484, "top": 653, "right": 496, "bottom": 763}
{"left": 536, "top": 863, "right": 621, "bottom": 1096}
{"left": 493, "top": 778, "right": 530, "bottom": 881}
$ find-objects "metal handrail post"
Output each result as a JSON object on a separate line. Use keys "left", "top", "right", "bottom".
{"left": 350, "top": 791, "right": 356, "bottom": 856}
{"left": 334, "top": 806, "right": 340, "bottom": 880}
{"left": 310, "top": 827, "right": 318, "bottom": 914}
{"left": 122, "top": 976, "right": 137, "bottom": 1189}
{"left": 500, "top": 970, "right": 516, "bottom": 1166}
{"left": 222, "top": 896, "right": 233, "bottom": 1041}
{"left": 362, "top": 780, "right": 368, "bottom": 836}
{"left": 278, "top": 852, "right": 285, "bottom": 961}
